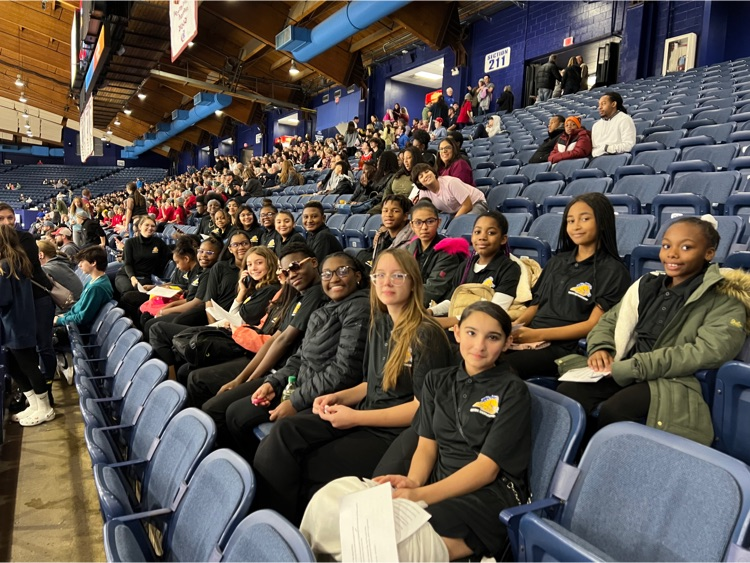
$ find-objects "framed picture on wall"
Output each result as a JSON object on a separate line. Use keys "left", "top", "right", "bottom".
{"left": 662, "top": 32, "right": 697, "bottom": 75}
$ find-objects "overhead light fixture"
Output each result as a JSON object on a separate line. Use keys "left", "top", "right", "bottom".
{"left": 107, "top": 129, "right": 112, "bottom": 135}
{"left": 137, "top": 92, "right": 147, "bottom": 100}
{"left": 188, "top": 41, "right": 195, "bottom": 47}
{"left": 19, "top": 93, "right": 27, "bottom": 103}
{"left": 289, "top": 61, "right": 300, "bottom": 76}
{"left": 214, "top": 110, "right": 223, "bottom": 116}
{"left": 114, "top": 118, "right": 121, "bottom": 125}
{"left": 414, "top": 71, "right": 443, "bottom": 80}
{"left": 21, "top": 110, "right": 28, "bottom": 118}
{"left": 27, "top": 132, "right": 32, "bottom": 137}
{"left": 101, "top": 136, "right": 107, "bottom": 141}
{"left": 223, "top": 137, "right": 233, "bottom": 144}
{"left": 401, "top": 49, "right": 409, "bottom": 54}
{"left": 14, "top": 74, "right": 24, "bottom": 87}
{"left": 123, "top": 108, "right": 132, "bottom": 115}
{"left": 24, "top": 123, "right": 30, "bottom": 129}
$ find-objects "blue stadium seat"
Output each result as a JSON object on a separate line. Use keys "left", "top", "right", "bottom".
{"left": 541, "top": 178, "right": 613, "bottom": 214}
{"left": 506, "top": 212, "right": 533, "bottom": 236}
{"left": 489, "top": 165, "right": 520, "bottom": 184}
{"left": 503, "top": 181, "right": 565, "bottom": 217}
{"left": 509, "top": 213, "right": 563, "bottom": 266}
{"left": 587, "top": 153, "right": 632, "bottom": 176}
{"left": 550, "top": 158, "right": 590, "bottom": 180}
{"left": 608, "top": 174, "right": 669, "bottom": 214}
{"left": 324, "top": 214, "right": 348, "bottom": 247}
{"left": 216, "top": 510, "right": 314, "bottom": 562}
{"left": 487, "top": 184, "right": 524, "bottom": 212}
{"left": 681, "top": 143, "right": 740, "bottom": 170}
{"left": 502, "top": 422, "right": 750, "bottom": 563}
{"left": 342, "top": 214, "right": 371, "bottom": 248}
{"left": 615, "top": 214, "right": 656, "bottom": 258}
{"left": 652, "top": 171, "right": 740, "bottom": 227}
{"left": 712, "top": 361, "right": 750, "bottom": 465}
{"left": 103, "top": 450, "right": 256, "bottom": 563}
{"left": 364, "top": 214, "right": 383, "bottom": 246}
{"left": 689, "top": 123, "right": 736, "bottom": 143}
{"left": 644, "top": 129, "right": 687, "bottom": 148}
{"left": 519, "top": 162, "right": 552, "bottom": 182}
{"left": 666, "top": 160, "right": 716, "bottom": 183}
{"left": 443, "top": 214, "right": 477, "bottom": 243}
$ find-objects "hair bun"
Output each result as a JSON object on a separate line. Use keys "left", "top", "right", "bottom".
{"left": 700, "top": 214, "right": 719, "bottom": 230}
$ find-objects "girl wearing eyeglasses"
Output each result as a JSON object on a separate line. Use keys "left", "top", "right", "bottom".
{"left": 217, "top": 252, "right": 371, "bottom": 462}
{"left": 405, "top": 200, "right": 470, "bottom": 308}
{"left": 210, "top": 209, "right": 233, "bottom": 241}
{"left": 253, "top": 248, "right": 452, "bottom": 525}
{"left": 436, "top": 137, "right": 474, "bottom": 186}
{"left": 269, "top": 210, "right": 305, "bottom": 258}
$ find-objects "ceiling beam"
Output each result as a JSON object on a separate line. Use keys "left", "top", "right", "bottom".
{"left": 391, "top": 1, "right": 458, "bottom": 50}
{"left": 350, "top": 25, "right": 398, "bottom": 53}
{"left": 0, "top": 3, "right": 72, "bottom": 41}
{"left": 287, "top": 1, "right": 327, "bottom": 24}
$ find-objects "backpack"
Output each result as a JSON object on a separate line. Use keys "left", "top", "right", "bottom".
{"left": 172, "top": 327, "right": 247, "bottom": 368}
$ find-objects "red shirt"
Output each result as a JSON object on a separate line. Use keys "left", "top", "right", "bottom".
{"left": 457, "top": 100, "right": 473, "bottom": 125}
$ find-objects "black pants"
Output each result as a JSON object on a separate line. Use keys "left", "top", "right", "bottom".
{"left": 191, "top": 357, "right": 252, "bottom": 410}
{"left": 372, "top": 426, "right": 419, "bottom": 477}
{"left": 504, "top": 344, "right": 573, "bottom": 379}
{"left": 149, "top": 321, "right": 191, "bottom": 365}
{"left": 253, "top": 410, "right": 394, "bottom": 524}
{"left": 120, "top": 292, "right": 149, "bottom": 327}
{"left": 34, "top": 295, "right": 56, "bottom": 383}
{"left": 225, "top": 379, "right": 280, "bottom": 462}
{"left": 8, "top": 347, "right": 47, "bottom": 395}
{"left": 557, "top": 377, "right": 651, "bottom": 430}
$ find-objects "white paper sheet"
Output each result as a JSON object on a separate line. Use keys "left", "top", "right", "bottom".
{"left": 340, "top": 483, "right": 399, "bottom": 562}
{"left": 558, "top": 366, "right": 610, "bottom": 383}
{"left": 136, "top": 282, "right": 147, "bottom": 293}
{"left": 209, "top": 299, "right": 244, "bottom": 327}
{"left": 147, "top": 286, "right": 181, "bottom": 298}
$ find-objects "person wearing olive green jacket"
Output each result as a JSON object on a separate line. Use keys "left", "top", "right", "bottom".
{"left": 559, "top": 217, "right": 750, "bottom": 446}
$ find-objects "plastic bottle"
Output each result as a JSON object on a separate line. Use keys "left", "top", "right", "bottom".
{"left": 281, "top": 375, "right": 297, "bottom": 402}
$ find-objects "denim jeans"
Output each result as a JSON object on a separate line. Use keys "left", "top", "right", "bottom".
{"left": 537, "top": 88, "right": 552, "bottom": 102}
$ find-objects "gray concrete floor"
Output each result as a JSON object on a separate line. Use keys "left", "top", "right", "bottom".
{"left": 0, "top": 380, "right": 105, "bottom": 562}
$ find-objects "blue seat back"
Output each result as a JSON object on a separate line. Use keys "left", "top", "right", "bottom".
{"left": 681, "top": 144, "right": 739, "bottom": 170}
{"left": 528, "top": 213, "right": 563, "bottom": 249}
{"left": 219, "top": 510, "right": 315, "bottom": 562}
{"left": 615, "top": 214, "right": 656, "bottom": 257}
{"left": 562, "top": 178, "right": 612, "bottom": 197}
{"left": 550, "top": 158, "right": 590, "bottom": 180}
{"left": 611, "top": 174, "right": 668, "bottom": 208}
{"left": 443, "top": 214, "right": 477, "bottom": 243}
{"left": 506, "top": 213, "right": 533, "bottom": 236}
{"left": 587, "top": 153, "right": 632, "bottom": 176}
{"left": 712, "top": 361, "right": 750, "bottom": 465}
{"left": 547, "top": 423, "right": 750, "bottom": 562}
{"left": 165, "top": 450, "right": 256, "bottom": 562}
{"left": 632, "top": 149, "right": 681, "bottom": 173}
{"left": 143, "top": 408, "right": 217, "bottom": 513}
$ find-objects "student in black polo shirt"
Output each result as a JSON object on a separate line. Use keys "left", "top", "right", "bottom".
{"left": 258, "top": 201, "right": 278, "bottom": 247}
{"left": 196, "top": 243, "right": 326, "bottom": 434}
{"left": 252, "top": 248, "right": 453, "bottom": 525}
{"left": 507, "top": 192, "right": 630, "bottom": 378}
{"left": 301, "top": 301, "right": 531, "bottom": 561}
{"left": 302, "top": 201, "right": 342, "bottom": 263}
{"left": 429, "top": 212, "right": 521, "bottom": 329}
{"left": 269, "top": 210, "right": 305, "bottom": 257}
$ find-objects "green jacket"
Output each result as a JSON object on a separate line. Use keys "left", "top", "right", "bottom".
{"left": 587, "top": 265, "right": 750, "bottom": 445}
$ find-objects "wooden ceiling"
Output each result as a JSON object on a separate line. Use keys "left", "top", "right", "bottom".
{"left": 0, "top": 0, "right": 505, "bottom": 158}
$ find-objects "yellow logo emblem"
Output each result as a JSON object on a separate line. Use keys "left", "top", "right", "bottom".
{"left": 291, "top": 301, "right": 301, "bottom": 316}
{"left": 470, "top": 395, "right": 499, "bottom": 418}
{"left": 268, "top": 239, "right": 275, "bottom": 248}
{"left": 730, "top": 319, "right": 743, "bottom": 328}
{"left": 482, "top": 277, "right": 496, "bottom": 289}
{"left": 568, "top": 282, "right": 592, "bottom": 301}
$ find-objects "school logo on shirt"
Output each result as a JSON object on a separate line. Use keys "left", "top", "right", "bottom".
{"left": 191, "top": 278, "right": 199, "bottom": 286}
{"left": 470, "top": 395, "right": 499, "bottom": 418}
{"left": 291, "top": 301, "right": 302, "bottom": 316}
{"left": 250, "top": 235, "right": 259, "bottom": 243}
{"left": 404, "top": 346, "right": 413, "bottom": 368}
{"left": 482, "top": 277, "right": 495, "bottom": 289}
{"left": 267, "top": 239, "right": 276, "bottom": 248}
{"left": 568, "top": 282, "right": 592, "bottom": 301}
{"left": 152, "top": 247, "right": 159, "bottom": 253}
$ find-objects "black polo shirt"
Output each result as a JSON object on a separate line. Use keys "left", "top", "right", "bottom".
{"left": 415, "top": 361, "right": 531, "bottom": 482}
{"left": 81, "top": 218, "right": 106, "bottom": 247}
{"left": 184, "top": 265, "right": 203, "bottom": 300}
{"left": 193, "top": 267, "right": 213, "bottom": 302}
{"left": 260, "top": 227, "right": 276, "bottom": 247}
{"left": 529, "top": 250, "right": 630, "bottom": 348}
{"left": 203, "top": 260, "right": 241, "bottom": 310}
{"left": 274, "top": 283, "right": 327, "bottom": 364}
{"left": 632, "top": 267, "right": 707, "bottom": 355}
{"left": 453, "top": 253, "right": 521, "bottom": 299}
{"left": 306, "top": 226, "right": 343, "bottom": 263}
{"left": 268, "top": 231, "right": 306, "bottom": 258}
{"left": 238, "top": 282, "right": 281, "bottom": 326}
{"left": 358, "top": 312, "right": 453, "bottom": 439}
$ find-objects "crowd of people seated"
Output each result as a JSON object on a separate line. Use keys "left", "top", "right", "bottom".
{"left": 3, "top": 84, "right": 750, "bottom": 561}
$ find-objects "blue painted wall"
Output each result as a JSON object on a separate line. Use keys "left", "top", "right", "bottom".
{"left": 384, "top": 79, "right": 433, "bottom": 123}
{"left": 311, "top": 88, "right": 362, "bottom": 139}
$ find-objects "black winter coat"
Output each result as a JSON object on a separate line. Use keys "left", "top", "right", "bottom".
{"left": 265, "top": 288, "right": 370, "bottom": 411}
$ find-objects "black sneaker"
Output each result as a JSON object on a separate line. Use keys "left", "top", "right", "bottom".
{"left": 46, "top": 381, "right": 55, "bottom": 408}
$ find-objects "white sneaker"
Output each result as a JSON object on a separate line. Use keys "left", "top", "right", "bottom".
{"left": 63, "top": 352, "right": 74, "bottom": 385}
{"left": 19, "top": 408, "right": 56, "bottom": 427}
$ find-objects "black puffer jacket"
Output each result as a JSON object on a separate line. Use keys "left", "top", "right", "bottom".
{"left": 265, "top": 288, "right": 370, "bottom": 411}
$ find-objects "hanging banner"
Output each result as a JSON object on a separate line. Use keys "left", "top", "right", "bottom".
{"left": 170, "top": 0, "right": 198, "bottom": 63}
{"left": 80, "top": 95, "right": 94, "bottom": 163}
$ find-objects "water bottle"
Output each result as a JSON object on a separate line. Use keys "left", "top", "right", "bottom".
{"left": 281, "top": 375, "right": 297, "bottom": 402}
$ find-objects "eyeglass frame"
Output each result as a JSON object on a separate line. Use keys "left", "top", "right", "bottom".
{"left": 410, "top": 218, "right": 439, "bottom": 228}
{"left": 320, "top": 265, "right": 354, "bottom": 281}
{"left": 229, "top": 240, "right": 251, "bottom": 249}
{"left": 370, "top": 272, "right": 409, "bottom": 286}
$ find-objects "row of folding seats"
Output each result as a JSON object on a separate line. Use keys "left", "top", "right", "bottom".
{"left": 63, "top": 302, "right": 314, "bottom": 562}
